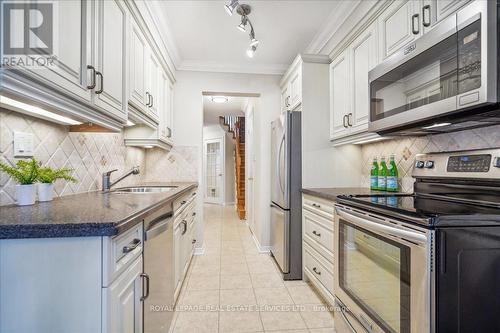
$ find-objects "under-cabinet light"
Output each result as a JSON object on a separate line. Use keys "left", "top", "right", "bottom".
{"left": 0, "top": 95, "right": 82, "bottom": 126}
{"left": 422, "top": 122, "right": 452, "bottom": 130}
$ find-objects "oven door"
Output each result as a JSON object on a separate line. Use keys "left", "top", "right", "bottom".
{"left": 368, "top": 0, "right": 495, "bottom": 134}
{"left": 334, "top": 205, "right": 432, "bottom": 333}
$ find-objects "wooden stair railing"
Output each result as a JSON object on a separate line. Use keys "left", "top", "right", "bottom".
{"left": 220, "top": 116, "right": 246, "bottom": 220}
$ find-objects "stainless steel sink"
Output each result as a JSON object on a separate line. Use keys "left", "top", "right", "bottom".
{"left": 112, "top": 186, "right": 178, "bottom": 194}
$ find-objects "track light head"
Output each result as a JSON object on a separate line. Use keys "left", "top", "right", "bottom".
{"left": 224, "top": 0, "right": 239, "bottom": 16}
{"left": 237, "top": 16, "right": 247, "bottom": 32}
{"left": 246, "top": 45, "right": 257, "bottom": 58}
{"left": 249, "top": 37, "right": 259, "bottom": 47}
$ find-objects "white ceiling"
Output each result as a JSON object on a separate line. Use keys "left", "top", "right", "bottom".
{"left": 151, "top": 0, "right": 340, "bottom": 74}
{"left": 203, "top": 96, "right": 246, "bottom": 124}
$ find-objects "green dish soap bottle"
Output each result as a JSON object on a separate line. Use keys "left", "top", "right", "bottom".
{"left": 378, "top": 157, "right": 388, "bottom": 191}
{"left": 370, "top": 158, "right": 378, "bottom": 191}
{"left": 387, "top": 154, "right": 399, "bottom": 192}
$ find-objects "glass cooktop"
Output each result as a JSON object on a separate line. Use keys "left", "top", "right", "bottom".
{"left": 338, "top": 193, "right": 500, "bottom": 226}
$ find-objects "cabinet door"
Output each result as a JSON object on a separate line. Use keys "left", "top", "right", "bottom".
{"left": 378, "top": 0, "right": 420, "bottom": 60}
{"left": 158, "top": 70, "right": 169, "bottom": 141}
{"left": 329, "top": 50, "right": 350, "bottom": 140}
{"left": 94, "top": 0, "right": 128, "bottom": 122}
{"left": 281, "top": 85, "right": 290, "bottom": 113}
{"left": 146, "top": 50, "right": 160, "bottom": 122}
{"left": 435, "top": 0, "right": 470, "bottom": 23}
{"left": 129, "top": 19, "right": 148, "bottom": 113}
{"left": 103, "top": 256, "right": 143, "bottom": 333}
{"left": 24, "top": 0, "right": 93, "bottom": 102}
{"left": 289, "top": 69, "right": 302, "bottom": 111}
{"left": 167, "top": 80, "right": 174, "bottom": 140}
{"left": 173, "top": 221, "right": 182, "bottom": 299}
{"left": 350, "top": 23, "right": 378, "bottom": 134}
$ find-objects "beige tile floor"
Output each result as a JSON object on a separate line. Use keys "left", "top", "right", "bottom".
{"left": 171, "top": 204, "right": 336, "bottom": 333}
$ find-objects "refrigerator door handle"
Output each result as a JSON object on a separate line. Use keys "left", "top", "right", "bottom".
{"left": 278, "top": 133, "right": 285, "bottom": 195}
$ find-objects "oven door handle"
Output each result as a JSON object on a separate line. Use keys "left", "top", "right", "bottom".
{"left": 336, "top": 207, "right": 428, "bottom": 245}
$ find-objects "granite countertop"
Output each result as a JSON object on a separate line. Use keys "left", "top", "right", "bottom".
{"left": 0, "top": 182, "right": 198, "bottom": 239}
{"left": 301, "top": 187, "right": 407, "bottom": 201}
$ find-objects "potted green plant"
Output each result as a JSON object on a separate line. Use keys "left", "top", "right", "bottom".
{"left": 37, "top": 166, "right": 77, "bottom": 202}
{"left": 0, "top": 159, "right": 39, "bottom": 205}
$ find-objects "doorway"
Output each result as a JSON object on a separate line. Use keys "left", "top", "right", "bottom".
{"left": 204, "top": 138, "right": 224, "bottom": 204}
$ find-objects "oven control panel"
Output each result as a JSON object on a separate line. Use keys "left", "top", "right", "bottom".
{"left": 447, "top": 154, "right": 491, "bottom": 172}
{"left": 413, "top": 149, "right": 500, "bottom": 179}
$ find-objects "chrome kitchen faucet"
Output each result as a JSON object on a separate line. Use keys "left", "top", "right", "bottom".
{"left": 102, "top": 166, "right": 140, "bottom": 192}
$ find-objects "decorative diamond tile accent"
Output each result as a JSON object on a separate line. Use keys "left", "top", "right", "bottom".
{"left": 361, "top": 124, "right": 500, "bottom": 191}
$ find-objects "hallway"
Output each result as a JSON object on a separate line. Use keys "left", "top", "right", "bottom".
{"left": 171, "top": 205, "right": 336, "bottom": 333}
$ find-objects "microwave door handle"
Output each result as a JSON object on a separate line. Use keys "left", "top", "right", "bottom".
{"left": 336, "top": 207, "right": 428, "bottom": 245}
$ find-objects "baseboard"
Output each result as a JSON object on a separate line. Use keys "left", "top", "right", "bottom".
{"left": 194, "top": 245, "right": 205, "bottom": 255}
{"left": 250, "top": 228, "right": 271, "bottom": 254}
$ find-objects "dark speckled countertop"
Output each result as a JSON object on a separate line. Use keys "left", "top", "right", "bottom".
{"left": 0, "top": 182, "right": 197, "bottom": 239}
{"left": 301, "top": 187, "right": 406, "bottom": 201}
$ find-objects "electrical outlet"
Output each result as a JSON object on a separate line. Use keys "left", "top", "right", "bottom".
{"left": 13, "top": 132, "right": 34, "bottom": 157}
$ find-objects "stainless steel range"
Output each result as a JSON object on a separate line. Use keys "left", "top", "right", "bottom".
{"left": 334, "top": 148, "right": 500, "bottom": 333}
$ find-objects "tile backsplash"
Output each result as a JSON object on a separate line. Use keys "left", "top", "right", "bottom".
{"left": 0, "top": 109, "right": 198, "bottom": 206}
{"left": 361, "top": 124, "right": 500, "bottom": 192}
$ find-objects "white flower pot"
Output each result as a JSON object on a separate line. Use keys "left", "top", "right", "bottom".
{"left": 16, "top": 184, "right": 36, "bottom": 206}
{"left": 38, "top": 183, "right": 54, "bottom": 202}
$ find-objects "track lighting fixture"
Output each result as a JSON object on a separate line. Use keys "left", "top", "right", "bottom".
{"left": 224, "top": 0, "right": 239, "bottom": 16}
{"left": 246, "top": 45, "right": 257, "bottom": 58}
{"left": 237, "top": 16, "right": 247, "bottom": 32}
{"left": 223, "top": 2, "right": 259, "bottom": 58}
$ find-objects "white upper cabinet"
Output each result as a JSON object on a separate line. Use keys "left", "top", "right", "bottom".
{"left": 378, "top": 0, "right": 421, "bottom": 60}
{"left": 435, "top": 0, "right": 470, "bottom": 23}
{"left": 145, "top": 50, "right": 160, "bottom": 122}
{"left": 329, "top": 50, "right": 350, "bottom": 140}
{"left": 280, "top": 61, "right": 302, "bottom": 112}
{"left": 128, "top": 19, "right": 148, "bottom": 113}
{"left": 158, "top": 69, "right": 172, "bottom": 142}
{"left": 94, "top": 0, "right": 128, "bottom": 122}
{"left": 350, "top": 23, "right": 378, "bottom": 135}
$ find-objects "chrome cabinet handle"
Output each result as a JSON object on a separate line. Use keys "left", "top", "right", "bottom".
{"left": 343, "top": 115, "right": 348, "bottom": 128}
{"left": 146, "top": 92, "right": 151, "bottom": 107}
{"left": 312, "top": 203, "right": 321, "bottom": 208}
{"left": 181, "top": 220, "right": 187, "bottom": 235}
{"left": 150, "top": 94, "right": 154, "bottom": 108}
{"left": 422, "top": 5, "right": 431, "bottom": 27}
{"left": 86, "top": 65, "right": 96, "bottom": 89}
{"left": 312, "top": 230, "right": 321, "bottom": 237}
{"left": 347, "top": 113, "right": 353, "bottom": 127}
{"left": 123, "top": 238, "right": 141, "bottom": 254}
{"left": 95, "top": 71, "right": 104, "bottom": 94}
{"left": 312, "top": 267, "right": 321, "bottom": 275}
{"left": 411, "top": 13, "right": 420, "bottom": 35}
{"left": 140, "top": 273, "right": 150, "bottom": 301}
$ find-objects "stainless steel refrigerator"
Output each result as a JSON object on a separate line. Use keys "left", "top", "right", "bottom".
{"left": 270, "top": 111, "right": 302, "bottom": 280}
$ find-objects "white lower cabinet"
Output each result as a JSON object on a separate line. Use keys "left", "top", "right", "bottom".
{"left": 302, "top": 195, "right": 336, "bottom": 306}
{"left": 173, "top": 190, "right": 197, "bottom": 301}
{"left": 103, "top": 256, "right": 143, "bottom": 333}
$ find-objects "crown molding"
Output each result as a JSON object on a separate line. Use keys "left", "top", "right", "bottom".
{"left": 304, "top": 0, "right": 362, "bottom": 54}
{"left": 178, "top": 60, "right": 287, "bottom": 75}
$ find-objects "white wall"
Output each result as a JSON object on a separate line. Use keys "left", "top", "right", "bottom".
{"left": 173, "top": 71, "right": 281, "bottom": 251}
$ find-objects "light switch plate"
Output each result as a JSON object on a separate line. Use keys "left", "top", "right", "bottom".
{"left": 13, "top": 132, "right": 34, "bottom": 157}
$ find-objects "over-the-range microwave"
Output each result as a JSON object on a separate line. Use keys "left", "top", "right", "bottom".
{"left": 369, "top": 0, "right": 500, "bottom": 136}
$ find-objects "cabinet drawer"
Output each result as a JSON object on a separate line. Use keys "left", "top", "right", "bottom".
{"left": 304, "top": 242, "right": 334, "bottom": 296}
{"left": 102, "top": 223, "right": 143, "bottom": 287}
{"left": 173, "top": 189, "right": 197, "bottom": 215}
{"left": 303, "top": 195, "right": 335, "bottom": 220}
{"left": 303, "top": 211, "right": 334, "bottom": 258}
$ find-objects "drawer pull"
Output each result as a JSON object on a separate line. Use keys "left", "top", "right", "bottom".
{"left": 312, "top": 267, "right": 322, "bottom": 275}
{"left": 122, "top": 238, "right": 141, "bottom": 254}
{"left": 181, "top": 200, "right": 187, "bottom": 205}
{"left": 192, "top": 239, "right": 197, "bottom": 244}
{"left": 312, "top": 230, "right": 321, "bottom": 237}
{"left": 312, "top": 203, "right": 321, "bottom": 208}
